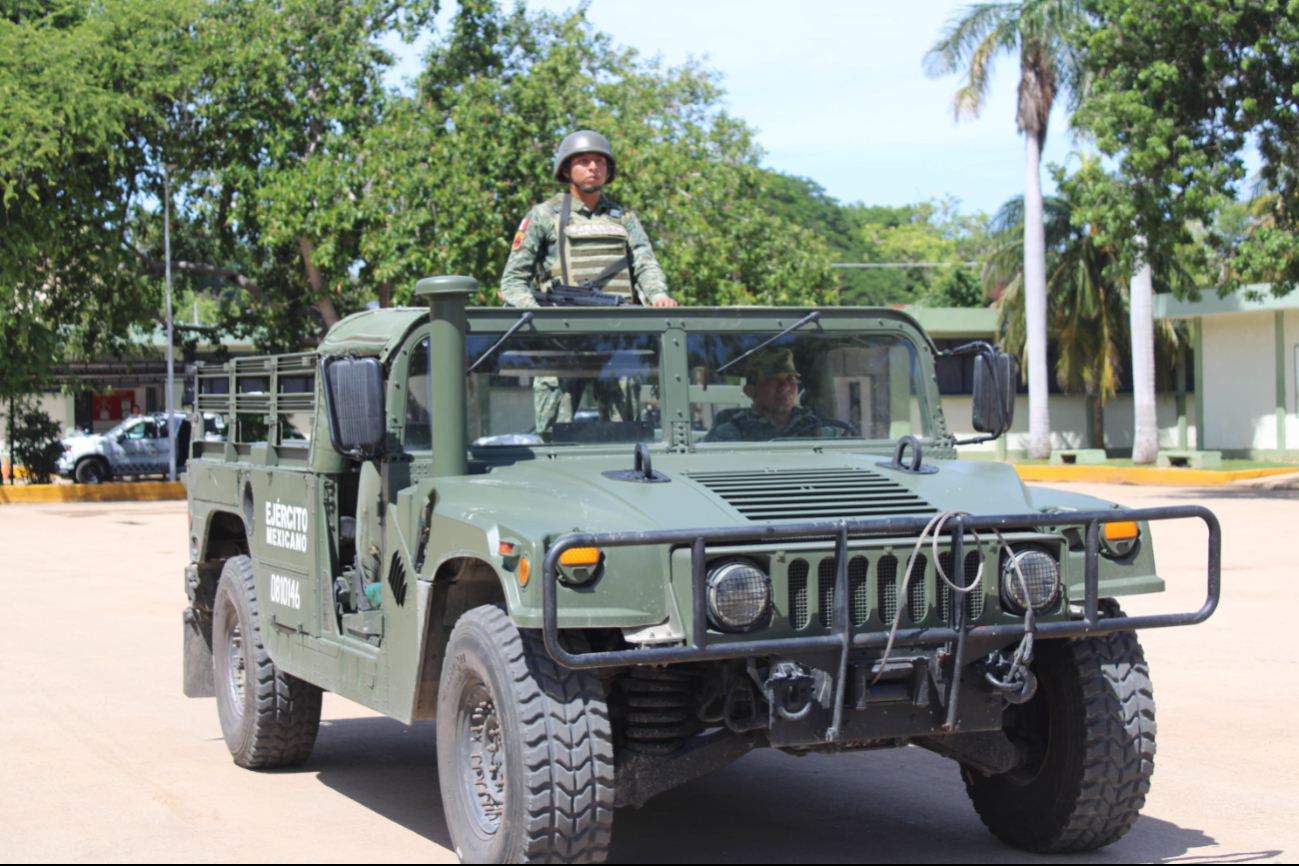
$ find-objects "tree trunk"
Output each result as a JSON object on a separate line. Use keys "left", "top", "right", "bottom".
{"left": 1130, "top": 251, "right": 1158, "bottom": 463}
{"left": 1093, "top": 386, "right": 1105, "bottom": 451}
{"left": 377, "top": 280, "right": 393, "bottom": 309}
{"left": 1023, "top": 133, "right": 1051, "bottom": 459}
{"left": 299, "top": 237, "right": 341, "bottom": 331}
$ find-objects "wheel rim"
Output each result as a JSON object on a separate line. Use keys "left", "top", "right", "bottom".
{"left": 459, "top": 680, "right": 505, "bottom": 834}
{"left": 83, "top": 463, "right": 102, "bottom": 483}
{"left": 223, "top": 604, "right": 247, "bottom": 718}
{"left": 1001, "top": 674, "right": 1052, "bottom": 786}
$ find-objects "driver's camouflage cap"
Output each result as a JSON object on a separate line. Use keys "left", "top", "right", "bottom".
{"left": 744, "top": 348, "right": 801, "bottom": 385}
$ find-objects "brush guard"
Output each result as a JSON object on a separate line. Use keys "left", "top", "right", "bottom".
{"left": 542, "top": 505, "right": 1220, "bottom": 741}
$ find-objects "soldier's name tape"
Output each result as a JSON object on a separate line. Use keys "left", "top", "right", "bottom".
{"left": 564, "top": 223, "right": 628, "bottom": 239}
{"left": 269, "top": 573, "right": 302, "bottom": 609}
{"left": 265, "top": 500, "right": 309, "bottom": 552}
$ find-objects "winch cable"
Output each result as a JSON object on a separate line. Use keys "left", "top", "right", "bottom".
{"left": 871, "top": 510, "right": 1037, "bottom": 696}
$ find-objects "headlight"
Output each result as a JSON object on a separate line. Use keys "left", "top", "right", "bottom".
{"left": 1000, "top": 547, "right": 1061, "bottom": 614}
{"left": 706, "top": 558, "right": 771, "bottom": 632}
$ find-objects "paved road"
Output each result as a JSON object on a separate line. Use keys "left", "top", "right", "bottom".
{"left": 0, "top": 484, "right": 1293, "bottom": 863}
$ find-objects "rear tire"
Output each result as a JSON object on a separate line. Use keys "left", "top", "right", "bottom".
{"left": 437, "top": 605, "right": 614, "bottom": 864}
{"left": 963, "top": 606, "right": 1156, "bottom": 853}
{"left": 212, "top": 555, "right": 322, "bottom": 768}
{"left": 74, "top": 458, "right": 108, "bottom": 484}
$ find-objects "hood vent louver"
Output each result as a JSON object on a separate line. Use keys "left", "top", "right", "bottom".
{"left": 687, "top": 468, "right": 938, "bottom": 522}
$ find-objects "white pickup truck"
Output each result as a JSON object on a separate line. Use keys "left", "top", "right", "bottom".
{"left": 57, "top": 412, "right": 220, "bottom": 483}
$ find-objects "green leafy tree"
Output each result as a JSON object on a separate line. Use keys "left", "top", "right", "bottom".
{"left": 348, "top": 2, "right": 838, "bottom": 310}
{"left": 861, "top": 197, "right": 992, "bottom": 307}
{"left": 926, "top": 0, "right": 1089, "bottom": 458}
{"left": 1074, "top": 0, "right": 1299, "bottom": 297}
{"left": 0, "top": 0, "right": 199, "bottom": 378}
{"left": 4, "top": 398, "right": 64, "bottom": 485}
{"left": 756, "top": 173, "right": 880, "bottom": 302}
{"left": 141, "top": 0, "right": 440, "bottom": 352}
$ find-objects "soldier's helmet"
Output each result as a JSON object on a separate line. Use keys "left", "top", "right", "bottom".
{"left": 552, "top": 130, "right": 617, "bottom": 184}
{"left": 744, "top": 349, "right": 801, "bottom": 385}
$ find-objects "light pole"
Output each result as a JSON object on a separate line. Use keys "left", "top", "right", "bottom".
{"left": 164, "top": 164, "right": 177, "bottom": 483}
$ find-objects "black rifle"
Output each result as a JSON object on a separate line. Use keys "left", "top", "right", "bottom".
{"left": 532, "top": 277, "right": 630, "bottom": 307}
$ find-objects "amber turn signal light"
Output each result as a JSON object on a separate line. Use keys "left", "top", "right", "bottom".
{"left": 1103, "top": 521, "right": 1139, "bottom": 540}
{"left": 517, "top": 556, "right": 530, "bottom": 587}
{"left": 559, "top": 547, "right": 601, "bottom": 566}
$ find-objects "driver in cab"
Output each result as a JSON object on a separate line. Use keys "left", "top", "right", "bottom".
{"left": 705, "top": 349, "right": 853, "bottom": 442}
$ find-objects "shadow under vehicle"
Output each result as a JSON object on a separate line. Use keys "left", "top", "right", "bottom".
{"left": 180, "top": 276, "right": 1220, "bottom": 864}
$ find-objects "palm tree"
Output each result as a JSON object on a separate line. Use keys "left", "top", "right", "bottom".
{"left": 1130, "top": 249, "right": 1158, "bottom": 462}
{"left": 989, "top": 188, "right": 1186, "bottom": 449}
{"left": 988, "top": 194, "right": 1126, "bottom": 445}
{"left": 926, "top": 1, "right": 1088, "bottom": 458}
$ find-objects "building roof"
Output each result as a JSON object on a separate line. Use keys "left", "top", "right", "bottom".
{"left": 897, "top": 305, "right": 998, "bottom": 339}
{"left": 1154, "top": 285, "right": 1299, "bottom": 319}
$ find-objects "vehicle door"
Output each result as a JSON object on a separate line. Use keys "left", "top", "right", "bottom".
{"left": 344, "top": 336, "right": 430, "bottom": 650}
{"left": 115, "top": 418, "right": 157, "bottom": 474}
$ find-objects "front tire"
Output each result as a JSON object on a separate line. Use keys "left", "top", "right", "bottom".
{"left": 437, "top": 606, "right": 614, "bottom": 864}
{"left": 74, "top": 458, "right": 108, "bottom": 484}
{"left": 963, "top": 610, "right": 1156, "bottom": 853}
{"left": 212, "top": 555, "right": 322, "bottom": 768}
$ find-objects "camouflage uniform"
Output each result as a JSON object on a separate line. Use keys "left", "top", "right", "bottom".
{"left": 503, "top": 192, "right": 668, "bottom": 437}
{"left": 704, "top": 348, "right": 851, "bottom": 442}
{"left": 499, "top": 192, "right": 670, "bottom": 308}
{"left": 704, "top": 406, "right": 851, "bottom": 442}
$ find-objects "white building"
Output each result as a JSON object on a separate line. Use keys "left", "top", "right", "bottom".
{"left": 1155, "top": 285, "right": 1299, "bottom": 462}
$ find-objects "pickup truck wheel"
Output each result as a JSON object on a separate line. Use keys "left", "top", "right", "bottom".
{"left": 212, "top": 555, "right": 322, "bottom": 769}
{"left": 437, "top": 605, "right": 614, "bottom": 864}
{"left": 963, "top": 615, "right": 1155, "bottom": 853}
{"left": 74, "top": 458, "right": 108, "bottom": 484}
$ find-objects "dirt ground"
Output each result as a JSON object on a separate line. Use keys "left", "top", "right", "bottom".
{"left": 0, "top": 483, "right": 1293, "bottom": 864}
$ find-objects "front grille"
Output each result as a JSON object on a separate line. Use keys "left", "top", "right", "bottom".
{"left": 687, "top": 468, "right": 937, "bottom": 522}
{"left": 938, "top": 550, "right": 984, "bottom": 623}
{"left": 906, "top": 554, "right": 928, "bottom": 622}
{"left": 775, "top": 545, "right": 1003, "bottom": 632}
{"left": 849, "top": 557, "right": 870, "bottom": 626}
{"left": 813, "top": 556, "right": 871, "bottom": 627}
{"left": 818, "top": 559, "right": 836, "bottom": 627}
{"left": 877, "top": 555, "right": 898, "bottom": 623}
{"left": 788, "top": 558, "right": 809, "bottom": 629}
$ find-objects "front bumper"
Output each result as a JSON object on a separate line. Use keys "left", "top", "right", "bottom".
{"left": 543, "top": 505, "right": 1221, "bottom": 740}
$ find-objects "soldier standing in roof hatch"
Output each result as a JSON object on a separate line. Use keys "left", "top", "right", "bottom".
{"left": 500, "top": 131, "right": 676, "bottom": 442}
{"left": 499, "top": 130, "right": 678, "bottom": 308}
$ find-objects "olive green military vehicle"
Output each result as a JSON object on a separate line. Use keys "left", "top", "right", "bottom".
{"left": 182, "top": 277, "right": 1220, "bottom": 864}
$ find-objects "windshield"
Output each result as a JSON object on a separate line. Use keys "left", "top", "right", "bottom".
{"left": 464, "top": 332, "right": 661, "bottom": 447}
{"left": 688, "top": 331, "right": 931, "bottom": 443}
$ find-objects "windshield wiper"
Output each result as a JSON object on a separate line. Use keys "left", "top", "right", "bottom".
{"left": 467, "top": 312, "right": 533, "bottom": 375}
{"left": 716, "top": 310, "right": 821, "bottom": 374}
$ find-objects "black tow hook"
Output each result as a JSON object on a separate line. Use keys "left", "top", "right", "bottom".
{"left": 765, "top": 662, "right": 815, "bottom": 721}
{"left": 980, "top": 650, "right": 1038, "bottom": 705}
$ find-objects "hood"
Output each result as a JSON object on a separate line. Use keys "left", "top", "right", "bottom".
{"left": 435, "top": 451, "right": 1064, "bottom": 539}
{"left": 61, "top": 433, "right": 105, "bottom": 454}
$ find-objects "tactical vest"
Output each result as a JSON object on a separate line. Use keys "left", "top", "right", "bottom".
{"left": 548, "top": 193, "right": 636, "bottom": 302}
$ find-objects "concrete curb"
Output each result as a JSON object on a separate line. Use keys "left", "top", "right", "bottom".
{"left": 1226, "top": 470, "right": 1299, "bottom": 490}
{"left": 1014, "top": 464, "right": 1298, "bottom": 487}
{"left": 0, "top": 481, "right": 186, "bottom": 505}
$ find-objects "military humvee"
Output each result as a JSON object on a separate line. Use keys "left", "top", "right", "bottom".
{"left": 182, "top": 276, "right": 1220, "bottom": 864}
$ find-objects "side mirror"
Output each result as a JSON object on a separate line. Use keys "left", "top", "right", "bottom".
{"left": 322, "top": 355, "right": 385, "bottom": 459}
{"left": 972, "top": 352, "right": 1016, "bottom": 435}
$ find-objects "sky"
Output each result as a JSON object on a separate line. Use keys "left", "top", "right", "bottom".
{"left": 379, "top": 0, "right": 1257, "bottom": 218}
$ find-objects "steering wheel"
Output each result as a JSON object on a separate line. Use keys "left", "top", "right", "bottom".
{"left": 819, "top": 418, "right": 860, "bottom": 437}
